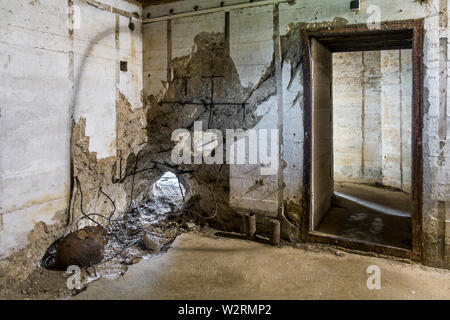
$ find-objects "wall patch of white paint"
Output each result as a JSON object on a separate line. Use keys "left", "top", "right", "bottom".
{"left": 118, "top": 15, "right": 143, "bottom": 110}
{"left": 229, "top": 95, "right": 279, "bottom": 215}
{"left": 143, "top": 21, "right": 167, "bottom": 98}
{"left": 282, "top": 61, "right": 303, "bottom": 201}
{"left": 230, "top": 5, "right": 274, "bottom": 88}
{"left": 73, "top": 1, "right": 117, "bottom": 159}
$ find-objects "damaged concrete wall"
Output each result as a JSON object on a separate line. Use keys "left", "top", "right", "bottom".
{"left": 228, "top": 6, "right": 278, "bottom": 220}
{"left": 142, "top": 1, "right": 304, "bottom": 239}
{"left": 333, "top": 50, "right": 412, "bottom": 193}
{"left": 1, "top": 0, "right": 449, "bottom": 286}
{"left": 70, "top": 0, "right": 145, "bottom": 229}
{"left": 141, "top": 0, "right": 450, "bottom": 268}
{"left": 0, "top": 0, "right": 143, "bottom": 285}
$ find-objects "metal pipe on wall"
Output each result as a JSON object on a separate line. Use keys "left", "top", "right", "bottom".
{"left": 143, "top": 0, "right": 293, "bottom": 24}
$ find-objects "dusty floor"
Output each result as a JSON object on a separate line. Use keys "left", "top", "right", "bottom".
{"left": 1, "top": 181, "right": 447, "bottom": 300}
{"left": 335, "top": 182, "right": 411, "bottom": 213}
{"left": 0, "top": 172, "right": 194, "bottom": 300}
{"left": 317, "top": 182, "right": 411, "bottom": 249}
{"left": 72, "top": 232, "right": 449, "bottom": 300}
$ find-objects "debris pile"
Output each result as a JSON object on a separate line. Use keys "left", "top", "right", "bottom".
{"left": 39, "top": 171, "right": 198, "bottom": 290}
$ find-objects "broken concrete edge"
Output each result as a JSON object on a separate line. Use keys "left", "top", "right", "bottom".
{"left": 66, "top": 20, "right": 352, "bottom": 268}
{"left": 0, "top": 89, "right": 148, "bottom": 287}
{"left": 68, "top": 27, "right": 305, "bottom": 247}
{"left": 0, "top": 210, "right": 67, "bottom": 288}
{"left": 2, "top": 11, "right": 449, "bottom": 288}
{"left": 69, "top": 89, "right": 148, "bottom": 231}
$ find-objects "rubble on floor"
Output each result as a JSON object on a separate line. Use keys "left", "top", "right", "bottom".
{"left": 55, "top": 226, "right": 108, "bottom": 269}
{"left": 0, "top": 172, "right": 201, "bottom": 300}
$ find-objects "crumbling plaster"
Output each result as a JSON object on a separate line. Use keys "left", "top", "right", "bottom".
{"left": 142, "top": 0, "right": 450, "bottom": 267}
{"left": 0, "top": 0, "right": 143, "bottom": 285}
{"left": 1, "top": 0, "right": 450, "bottom": 288}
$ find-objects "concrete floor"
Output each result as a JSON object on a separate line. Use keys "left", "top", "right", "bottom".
{"left": 335, "top": 182, "right": 410, "bottom": 213}
{"left": 73, "top": 232, "right": 450, "bottom": 300}
{"left": 317, "top": 182, "right": 412, "bottom": 249}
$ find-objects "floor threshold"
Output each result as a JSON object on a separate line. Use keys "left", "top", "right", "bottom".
{"left": 309, "top": 230, "right": 413, "bottom": 259}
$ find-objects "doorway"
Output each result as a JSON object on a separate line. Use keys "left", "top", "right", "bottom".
{"left": 301, "top": 20, "right": 423, "bottom": 260}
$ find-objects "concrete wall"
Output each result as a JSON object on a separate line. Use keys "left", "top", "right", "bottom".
{"left": 143, "top": 1, "right": 279, "bottom": 219}
{"left": 228, "top": 5, "right": 277, "bottom": 216}
{"left": 142, "top": 0, "right": 450, "bottom": 267}
{"left": 0, "top": 0, "right": 142, "bottom": 282}
{"left": 0, "top": 0, "right": 72, "bottom": 261}
{"left": 1, "top": 0, "right": 450, "bottom": 279}
{"left": 333, "top": 49, "right": 412, "bottom": 193}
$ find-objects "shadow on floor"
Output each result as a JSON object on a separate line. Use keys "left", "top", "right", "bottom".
{"left": 316, "top": 182, "right": 412, "bottom": 249}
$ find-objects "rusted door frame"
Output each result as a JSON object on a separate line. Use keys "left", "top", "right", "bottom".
{"left": 301, "top": 19, "right": 423, "bottom": 261}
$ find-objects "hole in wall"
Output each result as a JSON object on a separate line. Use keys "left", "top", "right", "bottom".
{"left": 147, "top": 171, "right": 185, "bottom": 215}
{"left": 39, "top": 237, "right": 63, "bottom": 270}
{"left": 38, "top": 172, "right": 188, "bottom": 276}
{"left": 120, "top": 61, "right": 128, "bottom": 72}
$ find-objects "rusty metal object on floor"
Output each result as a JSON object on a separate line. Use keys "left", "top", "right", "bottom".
{"left": 55, "top": 226, "right": 108, "bottom": 269}
{"left": 246, "top": 213, "right": 256, "bottom": 240}
{"left": 270, "top": 219, "right": 280, "bottom": 245}
{"left": 241, "top": 215, "right": 247, "bottom": 234}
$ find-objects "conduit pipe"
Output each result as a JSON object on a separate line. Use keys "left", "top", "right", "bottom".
{"left": 143, "top": 0, "right": 293, "bottom": 24}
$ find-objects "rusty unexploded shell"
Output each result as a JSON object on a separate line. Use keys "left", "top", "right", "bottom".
{"left": 55, "top": 225, "right": 108, "bottom": 269}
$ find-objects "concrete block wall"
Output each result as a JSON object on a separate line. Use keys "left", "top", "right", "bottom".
{"left": 143, "top": 0, "right": 450, "bottom": 267}
{"left": 333, "top": 52, "right": 365, "bottom": 183}
{"left": 0, "top": 0, "right": 142, "bottom": 281}
{"left": 332, "top": 49, "right": 412, "bottom": 192}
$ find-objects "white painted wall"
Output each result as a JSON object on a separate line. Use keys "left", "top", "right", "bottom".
{"left": 74, "top": 0, "right": 143, "bottom": 159}
{"left": 0, "top": 0, "right": 72, "bottom": 260}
